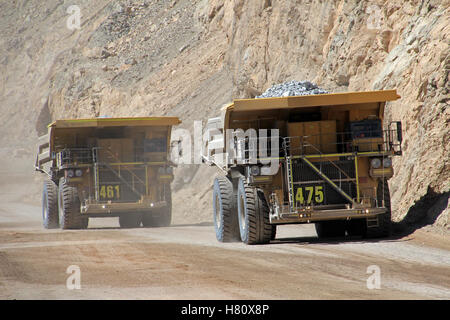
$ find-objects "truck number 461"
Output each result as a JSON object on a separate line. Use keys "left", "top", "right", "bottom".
{"left": 295, "top": 186, "right": 324, "bottom": 205}
{"left": 99, "top": 185, "right": 120, "bottom": 199}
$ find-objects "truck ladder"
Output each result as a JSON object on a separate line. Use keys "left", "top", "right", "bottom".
{"left": 283, "top": 138, "right": 296, "bottom": 212}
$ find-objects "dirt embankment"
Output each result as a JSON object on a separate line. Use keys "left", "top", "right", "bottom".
{"left": 0, "top": 0, "right": 448, "bottom": 229}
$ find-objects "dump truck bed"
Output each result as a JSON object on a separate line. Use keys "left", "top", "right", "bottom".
{"left": 205, "top": 90, "right": 401, "bottom": 170}
{"left": 229, "top": 90, "right": 400, "bottom": 112}
{"left": 36, "top": 116, "right": 181, "bottom": 172}
{"left": 48, "top": 117, "right": 181, "bottom": 128}
{"left": 40, "top": 117, "right": 181, "bottom": 157}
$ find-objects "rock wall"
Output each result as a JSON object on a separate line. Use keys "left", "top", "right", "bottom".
{"left": 198, "top": 0, "right": 449, "bottom": 227}
{"left": 0, "top": 0, "right": 448, "bottom": 227}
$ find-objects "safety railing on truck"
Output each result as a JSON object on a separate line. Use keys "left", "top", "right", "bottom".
{"left": 56, "top": 148, "right": 94, "bottom": 168}
{"left": 232, "top": 122, "right": 401, "bottom": 212}
{"left": 53, "top": 147, "right": 147, "bottom": 202}
{"left": 234, "top": 123, "right": 402, "bottom": 164}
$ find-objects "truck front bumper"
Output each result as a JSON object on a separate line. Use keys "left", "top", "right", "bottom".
{"left": 81, "top": 200, "right": 167, "bottom": 215}
{"left": 270, "top": 206, "right": 387, "bottom": 224}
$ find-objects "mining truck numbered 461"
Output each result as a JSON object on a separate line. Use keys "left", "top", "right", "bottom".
{"left": 35, "top": 117, "right": 180, "bottom": 229}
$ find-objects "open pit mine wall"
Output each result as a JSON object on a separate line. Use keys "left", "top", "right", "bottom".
{"left": 0, "top": 0, "right": 448, "bottom": 226}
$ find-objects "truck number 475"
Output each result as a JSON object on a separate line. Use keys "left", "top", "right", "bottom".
{"left": 295, "top": 186, "right": 324, "bottom": 205}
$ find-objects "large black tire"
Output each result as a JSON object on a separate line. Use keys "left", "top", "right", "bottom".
{"left": 42, "top": 179, "right": 59, "bottom": 229}
{"left": 271, "top": 225, "right": 277, "bottom": 240}
{"left": 315, "top": 220, "right": 346, "bottom": 238}
{"left": 142, "top": 186, "right": 172, "bottom": 227}
{"left": 141, "top": 212, "right": 155, "bottom": 227}
{"left": 58, "top": 179, "right": 87, "bottom": 229}
{"left": 157, "top": 187, "right": 172, "bottom": 227}
{"left": 141, "top": 211, "right": 152, "bottom": 227}
{"left": 237, "top": 178, "right": 272, "bottom": 245}
{"left": 119, "top": 213, "right": 142, "bottom": 228}
{"left": 142, "top": 206, "right": 171, "bottom": 227}
{"left": 145, "top": 187, "right": 172, "bottom": 227}
{"left": 346, "top": 218, "right": 365, "bottom": 237}
{"left": 212, "top": 176, "right": 239, "bottom": 242}
{"left": 364, "top": 179, "right": 392, "bottom": 238}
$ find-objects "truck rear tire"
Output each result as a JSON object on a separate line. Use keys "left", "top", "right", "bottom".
{"left": 157, "top": 188, "right": 172, "bottom": 227}
{"left": 364, "top": 179, "right": 392, "bottom": 238}
{"left": 346, "top": 218, "right": 365, "bottom": 237}
{"left": 119, "top": 213, "right": 142, "bottom": 228}
{"left": 58, "top": 179, "right": 87, "bottom": 229}
{"left": 142, "top": 207, "right": 172, "bottom": 228}
{"left": 237, "top": 178, "right": 272, "bottom": 245}
{"left": 143, "top": 188, "right": 172, "bottom": 227}
{"left": 141, "top": 214, "right": 153, "bottom": 227}
{"left": 42, "top": 179, "right": 59, "bottom": 229}
{"left": 155, "top": 206, "right": 172, "bottom": 227}
{"left": 213, "top": 176, "right": 239, "bottom": 242}
{"left": 315, "top": 220, "right": 346, "bottom": 238}
{"left": 271, "top": 225, "right": 277, "bottom": 240}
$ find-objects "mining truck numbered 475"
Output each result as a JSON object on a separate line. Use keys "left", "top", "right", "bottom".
{"left": 203, "top": 90, "right": 403, "bottom": 244}
{"left": 35, "top": 117, "right": 180, "bottom": 229}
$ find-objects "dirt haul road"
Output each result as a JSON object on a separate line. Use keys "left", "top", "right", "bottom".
{"left": 1, "top": 171, "right": 449, "bottom": 300}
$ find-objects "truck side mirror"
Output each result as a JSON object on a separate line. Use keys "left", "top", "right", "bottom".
{"left": 177, "top": 140, "right": 183, "bottom": 157}
{"left": 171, "top": 140, "right": 182, "bottom": 157}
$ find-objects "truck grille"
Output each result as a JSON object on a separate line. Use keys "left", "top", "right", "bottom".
{"left": 98, "top": 167, "right": 146, "bottom": 202}
{"left": 291, "top": 159, "right": 356, "bottom": 205}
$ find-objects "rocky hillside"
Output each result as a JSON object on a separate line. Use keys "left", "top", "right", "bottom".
{"left": 0, "top": 0, "right": 448, "bottom": 229}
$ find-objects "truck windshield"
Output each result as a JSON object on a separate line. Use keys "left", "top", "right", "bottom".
{"left": 350, "top": 119, "right": 382, "bottom": 138}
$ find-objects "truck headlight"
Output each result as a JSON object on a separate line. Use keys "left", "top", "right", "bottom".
{"left": 67, "top": 169, "right": 74, "bottom": 178}
{"left": 75, "top": 169, "right": 83, "bottom": 177}
{"left": 250, "top": 165, "right": 260, "bottom": 175}
{"left": 383, "top": 158, "right": 392, "bottom": 168}
{"left": 370, "top": 158, "right": 381, "bottom": 169}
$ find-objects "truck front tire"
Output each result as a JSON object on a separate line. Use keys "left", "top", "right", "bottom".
{"left": 237, "top": 178, "right": 272, "bottom": 245}
{"left": 42, "top": 179, "right": 59, "bottom": 229}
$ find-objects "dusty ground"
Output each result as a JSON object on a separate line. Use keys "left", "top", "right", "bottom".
{"left": 0, "top": 165, "right": 449, "bottom": 300}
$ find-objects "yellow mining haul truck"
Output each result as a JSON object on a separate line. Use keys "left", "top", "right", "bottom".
{"left": 35, "top": 117, "right": 181, "bottom": 229}
{"left": 204, "top": 90, "right": 403, "bottom": 244}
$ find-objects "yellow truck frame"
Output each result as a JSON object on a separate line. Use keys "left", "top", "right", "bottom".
{"left": 36, "top": 117, "right": 181, "bottom": 229}
{"left": 204, "top": 90, "right": 402, "bottom": 244}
